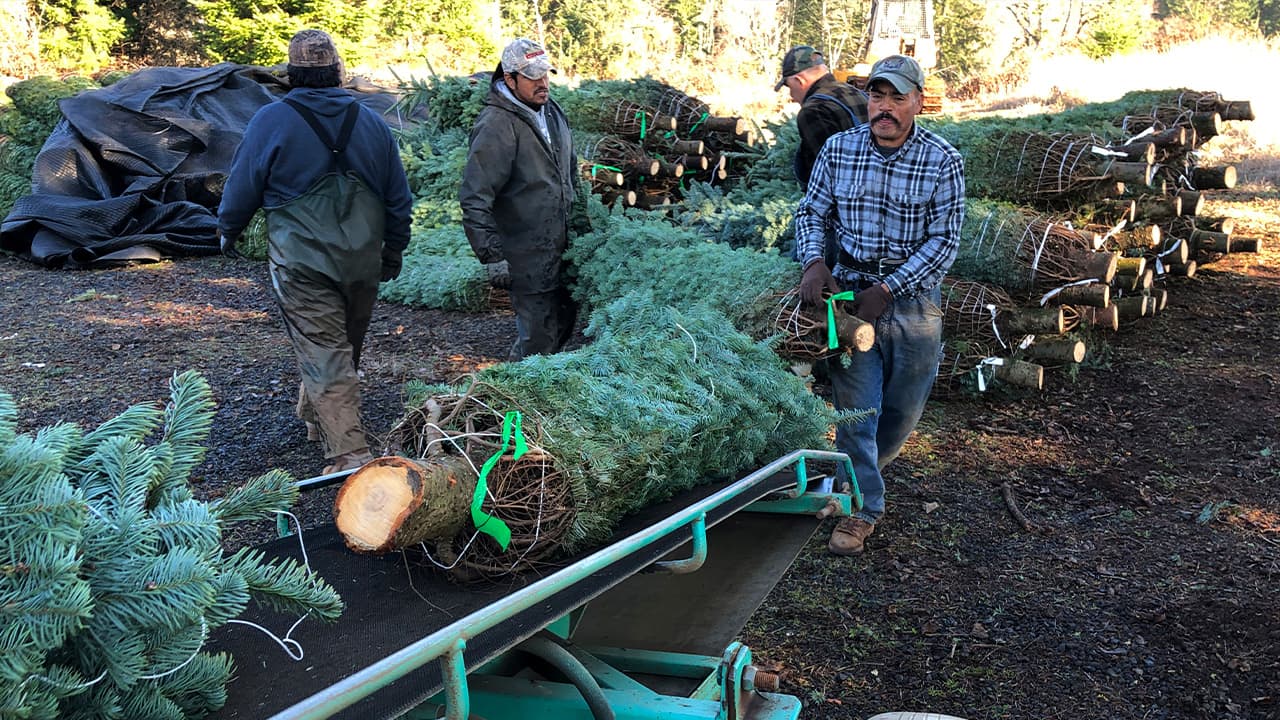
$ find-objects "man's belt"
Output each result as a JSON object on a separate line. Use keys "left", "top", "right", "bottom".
{"left": 837, "top": 249, "right": 905, "bottom": 277}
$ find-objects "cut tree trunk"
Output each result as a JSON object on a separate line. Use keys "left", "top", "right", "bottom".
{"left": 1132, "top": 195, "right": 1182, "bottom": 222}
{"left": 1025, "top": 338, "right": 1086, "bottom": 364}
{"left": 702, "top": 115, "right": 746, "bottom": 134}
{"left": 1113, "top": 295, "right": 1150, "bottom": 322}
{"left": 1054, "top": 282, "right": 1110, "bottom": 308}
{"left": 1001, "top": 305, "right": 1065, "bottom": 335}
{"left": 995, "top": 359, "right": 1044, "bottom": 390}
{"left": 1077, "top": 304, "right": 1119, "bottom": 332}
{"left": 1190, "top": 111, "right": 1221, "bottom": 139}
{"left": 1176, "top": 190, "right": 1204, "bottom": 216}
{"left": 334, "top": 456, "right": 476, "bottom": 555}
{"left": 1115, "top": 256, "right": 1147, "bottom": 276}
{"left": 1191, "top": 165, "right": 1237, "bottom": 190}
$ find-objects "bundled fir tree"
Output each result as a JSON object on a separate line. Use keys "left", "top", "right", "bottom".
{"left": 566, "top": 206, "right": 872, "bottom": 358}
{"left": 0, "top": 371, "right": 343, "bottom": 719}
{"left": 337, "top": 293, "right": 854, "bottom": 578}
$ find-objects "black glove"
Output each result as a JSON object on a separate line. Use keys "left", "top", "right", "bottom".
{"left": 220, "top": 233, "right": 242, "bottom": 259}
{"left": 485, "top": 260, "right": 511, "bottom": 290}
{"left": 852, "top": 284, "right": 892, "bottom": 323}
{"left": 381, "top": 248, "right": 403, "bottom": 282}
{"left": 799, "top": 261, "right": 840, "bottom": 306}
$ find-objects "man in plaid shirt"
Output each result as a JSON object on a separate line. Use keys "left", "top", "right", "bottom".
{"left": 794, "top": 54, "right": 965, "bottom": 555}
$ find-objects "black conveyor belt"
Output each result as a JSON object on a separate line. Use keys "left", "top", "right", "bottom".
{"left": 209, "top": 469, "right": 798, "bottom": 719}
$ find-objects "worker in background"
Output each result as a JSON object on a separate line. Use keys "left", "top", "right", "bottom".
{"left": 794, "top": 55, "right": 965, "bottom": 555}
{"left": 776, "top": 45, "right": 869, "bottom": 193}
{"left": 219, "top": 29, "right": 413, "bottom": 475}
{"left": 460, "top": 37, "right": 589, "bottom": 360}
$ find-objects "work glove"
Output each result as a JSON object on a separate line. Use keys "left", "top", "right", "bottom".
{"left": 380, "top": 248, "right": 403, "bottom": 282}
{"left": 852, "top": 283, "right": 892, "bottom": 323}
{"left": 799, "top": 260, "right": 840, "bottom": 306}
{"left": 219, "top": 233, "right": 242, "bottom": 259}
{"left": 485, "top": 260, "right": 511, "bottom": 290}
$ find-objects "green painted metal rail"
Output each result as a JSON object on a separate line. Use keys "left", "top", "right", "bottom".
{"left": 268, "top": 448, "right": 855, "bottom": 720}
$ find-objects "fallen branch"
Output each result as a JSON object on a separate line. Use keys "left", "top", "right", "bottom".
{"left": 1001, "top": 482, "right": 1052, "bottom": 535}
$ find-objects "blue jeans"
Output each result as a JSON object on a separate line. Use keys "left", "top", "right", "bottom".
{"left": 829, "top": 283, "right": 943, "bottom": 524}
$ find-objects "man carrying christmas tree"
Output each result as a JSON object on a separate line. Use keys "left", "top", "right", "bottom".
{"left": 795, "top": 55, "right": 965, "bottom": 555}
{"left": 218, "top": 29, "right": 413, "bottom": 475}
{"left": 459, "top": 38, "right": 589, "bottom": 360}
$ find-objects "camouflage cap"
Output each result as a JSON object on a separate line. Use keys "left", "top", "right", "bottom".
{"left": 775, "top": 46, "right": 826, "bottom": 90}
{"left": 866, "top": 54, "right": 926, "bottom": 94}
{"left": 288, "top": 29, "right": 341, "bottom": 68}
{"left": 501, "top": 38, "right": 557, "bottom": 80}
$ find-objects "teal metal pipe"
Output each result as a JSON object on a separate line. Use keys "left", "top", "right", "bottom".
{"left": 652, "top": 512, "right": 707, "bottom": 574}
{"left": 268, "top": 448, "right": 851, "bottom": 720}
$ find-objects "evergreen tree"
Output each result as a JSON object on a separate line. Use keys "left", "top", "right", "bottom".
{"left": 0, "top": 371, "right": 343, "bottom": 719}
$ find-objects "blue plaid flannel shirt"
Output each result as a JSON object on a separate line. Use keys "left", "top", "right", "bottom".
{"left": 795, "top": 123, "right": 965, "bottom": 298}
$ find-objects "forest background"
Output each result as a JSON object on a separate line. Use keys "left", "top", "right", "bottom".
{"left": 3, "top": 0, "right": 1280, "bottom": 123}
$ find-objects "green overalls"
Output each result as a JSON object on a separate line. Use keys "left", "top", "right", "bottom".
{"left": 266, "top": 100, "right": 386, "bottom": 459}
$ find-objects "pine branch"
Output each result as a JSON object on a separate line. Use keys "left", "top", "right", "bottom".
{"left": 209, "top": 469, "right": 298, "bottom": 524}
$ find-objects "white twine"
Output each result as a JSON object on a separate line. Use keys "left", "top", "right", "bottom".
{"left": 1090, "top": 145, "right": 1127, "bottom": 157}
{"left": 1039, "top": 278, "right": 1097, "bottom": 307}
{"left": 985, "top": 304, "right": 1006, "bottom": 349}
{"left": 976, "top": 357, "right": 1005, "bottom": 393}
{"left": 22, "top": 669, "right": 107, "bottom": 692}
{"left": 227, "top": 612, "right": 310, "bottom": 661}
{"left": 1129, "top": 126, "right": 1155, "bottom": 142}
{"left": 223, "top": 510, "right": 321, "bottom": 661}
{"left": 138, "top": 618, "right": 209, "bottom": 680}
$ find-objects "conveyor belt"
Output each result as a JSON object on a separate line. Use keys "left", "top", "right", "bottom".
{"left": 207, "top": 457, "right": 813, "bottom": 720}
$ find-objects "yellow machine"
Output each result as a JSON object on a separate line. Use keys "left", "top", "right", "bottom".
{"left": 834, "top": 0, "right": 945, "bottom": 113}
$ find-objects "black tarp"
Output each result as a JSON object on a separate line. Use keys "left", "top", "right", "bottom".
{"left": 1, "top": 63, "right": 409, "bottom": 269}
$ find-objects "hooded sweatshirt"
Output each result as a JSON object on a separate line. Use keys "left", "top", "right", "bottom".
{"left": 218, "top": 87, "right": 413, "bottom": 255}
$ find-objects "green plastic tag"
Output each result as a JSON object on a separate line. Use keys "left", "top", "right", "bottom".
{"left": 471, "top": 411, "right": 528, "bottom": 550}
{"left": 826, "top": 291, "right": 858, "bottom": 350}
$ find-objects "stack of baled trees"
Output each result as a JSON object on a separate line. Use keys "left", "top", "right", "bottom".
{"left": 930, "top": 87, "right": 1258, "bottom": 394}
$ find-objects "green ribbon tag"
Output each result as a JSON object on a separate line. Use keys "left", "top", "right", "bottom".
{"left": 689, "top": 111, "right": 709, "bottom": 135}
{"left": 471, "top": 411, "right": 528, "bottom": 550}
{"left": 591, "top": 164, "right": 623, "bottom": 178}
{"left": 826, "top": 291, "right": 858, "bottom": 350}
{"left": 635, "top": 111, "right": 647, "bottom": 140}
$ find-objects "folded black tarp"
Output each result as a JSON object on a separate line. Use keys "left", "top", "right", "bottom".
{"left": 1, "top": 63, "right": 408, "bottom": 269}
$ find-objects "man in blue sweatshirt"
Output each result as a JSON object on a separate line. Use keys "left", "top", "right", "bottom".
{"left": 218, "top": 29, "right": 413, "bottom": 475}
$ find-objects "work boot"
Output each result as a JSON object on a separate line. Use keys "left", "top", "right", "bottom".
{"left": 828, "top": 517, "right": 875, "bottom": 555}
{"left": 323, "top": 448, "right": 374, "bottom": 475}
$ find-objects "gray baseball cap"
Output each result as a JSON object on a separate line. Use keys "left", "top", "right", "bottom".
{"left": 866, "top": 54, "right": 925, "bottom": 93}
{"left": 501, "top": 38, "right": 557, "bottom": 80}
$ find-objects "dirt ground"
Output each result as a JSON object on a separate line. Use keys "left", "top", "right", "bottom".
{"left": 0, "top": 185, "right": 1276, "bottom": 718}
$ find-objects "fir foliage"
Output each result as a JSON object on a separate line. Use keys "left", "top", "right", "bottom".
{"left": 567, "top": 208, "right": 799, "bottom": 340}
{"left": 0, "top": 372, "right": 343, "bottom": 719}
{"left": 417, "top": 292, "right": 836, "bottom": 553}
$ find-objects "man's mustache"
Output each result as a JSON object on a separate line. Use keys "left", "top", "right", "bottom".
{"left": 873, "top": 113, "right": 897, "bottom": 125}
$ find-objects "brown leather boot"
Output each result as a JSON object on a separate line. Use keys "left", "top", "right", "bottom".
{"left": 828, "top": 517, "right": 874, "bottom": 555}
{"left": 323, "top": 448, "right": 374, "bottom": 475}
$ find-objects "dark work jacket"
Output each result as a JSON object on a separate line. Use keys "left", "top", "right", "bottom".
{"left": 459, "top": 81, "right": 581, "bottom": 295}
{"left": 795, "top": 74, "right": 869, "bottom": 187}
{"left": 218, "top": 87, "right": 412, "bottom": 255}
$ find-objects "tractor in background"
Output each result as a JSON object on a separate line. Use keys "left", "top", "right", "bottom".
{"left": 834, "top": 0, "right": 946, "bottom": 113}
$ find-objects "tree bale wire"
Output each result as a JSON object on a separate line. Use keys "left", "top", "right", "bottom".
{"left": 387, "top": 293, "right": 838, "bottom": 578}
{"left": 954, "top": 199, "right": 1117, "bottom": 305}
{"left": 960, "top": 130, "right": 1137, "bottom": 206}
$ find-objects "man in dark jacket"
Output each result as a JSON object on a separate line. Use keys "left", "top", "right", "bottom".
{"left": 777, "top": 46, "right": 870, "bottom": 189}
{"left": 219, "top": 29, "right": 413, "bottom": 475}
{"left": 459, "top": 38, "right": 586, "bottom": 360}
